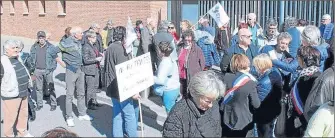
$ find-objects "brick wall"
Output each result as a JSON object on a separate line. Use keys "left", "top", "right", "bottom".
{"left": 0, "top": 1, "right": 167, "bottom": 42}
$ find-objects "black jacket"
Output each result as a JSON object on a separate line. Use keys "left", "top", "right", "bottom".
{"left": 82, "top": 42, "right": 101, "bottom": 75}
{"left": 163, "top": 98, "right": 222, "bottom": 137}
{"left": 220, "top": 72, "right": 260, "bottom": 130}
{"left": 152, "top": 30, "right": 174, "bottom": 65}
{"left": 304, "top": 66, "right": 335, "bottom": 121}
{"left": 82, "top": 30, "right": 104, "bottom": 53}
{"left": 104, "top": 41, "right": 131, "bottom": 99}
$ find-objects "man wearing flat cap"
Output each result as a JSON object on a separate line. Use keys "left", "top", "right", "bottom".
{"left": 29, "top": 31, "right": 59, "bottom": 111}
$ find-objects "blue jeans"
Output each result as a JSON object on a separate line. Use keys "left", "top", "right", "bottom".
{"left": 111, "top": 98, "right": 137, "bottom": 137}
{"left": 162, "top": 88, "right": 180, "bottom": 113}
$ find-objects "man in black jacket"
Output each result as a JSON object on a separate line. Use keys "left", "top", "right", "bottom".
{"left": 82, "top": 31, "right": 103, "bottom": 110}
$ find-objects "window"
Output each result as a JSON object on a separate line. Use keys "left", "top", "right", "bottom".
{"left": 23, "top": 0, "right": 29, "bottom": 15}
{"left": 58, "top": 0, "right": 66, "bottom": 15}
{"left": 39, "top": 0, "right": 46, "bottom": 15}
{"left": 10, "top": 0, "right": 15, "bottom": 14}
{"left": 182, "top": 1, "right": 199, "bottom": 25}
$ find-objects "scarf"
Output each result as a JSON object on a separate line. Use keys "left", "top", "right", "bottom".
{"left": 299, "top": 66, "right": 319, "bottom": 77}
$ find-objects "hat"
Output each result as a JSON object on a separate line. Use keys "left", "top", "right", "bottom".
{"left": 136, "top": 20, "right": 143, "bottom": 26}
{"left": 37, "top": 31, "right": 46, "bottom": 37}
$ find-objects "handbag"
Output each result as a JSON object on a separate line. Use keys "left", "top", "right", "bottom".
{"left": 153, "top": 59, "right": 174, "bottom": 96}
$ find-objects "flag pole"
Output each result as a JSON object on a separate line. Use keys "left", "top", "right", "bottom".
{"left": 191, "top": 12, "right": 209, "bottom": 29}
{"left": 139, "top": 99, "right": 144, "bottom": 137}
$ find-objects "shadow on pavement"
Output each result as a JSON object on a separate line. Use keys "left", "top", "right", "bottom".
{"left": 55, "top": 73, "right": 66, "bottom": 82}
{"left": 89, "top": 104, "right": 112, "bottom": 137}
{"left": 141, "top": 104, "right": 163, "bottom": 131}
{"left": 57, "top": 95, "right": 79, "bottom": 120}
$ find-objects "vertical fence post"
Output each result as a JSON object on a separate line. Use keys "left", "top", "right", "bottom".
{"left": 279, "top": 1, "right": 285, "bottom": 31}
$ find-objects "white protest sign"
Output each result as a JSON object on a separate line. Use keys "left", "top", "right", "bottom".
{"left": 207, "top": 3, "right": 230, "bottom": 28}
{"left": 115, "top": 52, "right": 154, "bottom": 102}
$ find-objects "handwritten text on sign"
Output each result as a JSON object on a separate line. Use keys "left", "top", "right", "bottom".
{"left": 115, "top": 53, "right": 154, "bottom": 102}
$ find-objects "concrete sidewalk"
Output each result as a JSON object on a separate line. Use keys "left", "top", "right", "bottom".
{"left": 1, "top": 35, "right": 168, "bottom": 124}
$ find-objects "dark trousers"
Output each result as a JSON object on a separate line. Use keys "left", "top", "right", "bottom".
{"left": 257, "top": 119, "right": 276, "bottom": 137}
{"left": 222, "top": 122, "right": 254, "bottom": 137}
{"left": 85, "top": 69, "right": 100, "bottom": 104}
{"left": 180, "top": 78, "right": 187, "bottom": 98}
{"left": 34, "top": 69, "right": 56, "bottom": 106}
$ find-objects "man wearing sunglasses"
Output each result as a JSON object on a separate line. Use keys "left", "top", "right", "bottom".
{"left": 257, "top": 18, "right": 279, "bottom": 50}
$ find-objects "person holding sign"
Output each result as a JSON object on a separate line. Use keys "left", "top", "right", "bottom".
{"left": 220, "top": 54, "right": 260, "bottom": 137}
{"left": 104, "top": 26, "right": 138, "bottom": 137}
{"left": 153, "top": 41, "right": 180, "bottom": 113}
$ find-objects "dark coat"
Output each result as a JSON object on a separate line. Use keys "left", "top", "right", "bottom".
{"left": 29, "top": 41, "right": 58, "bottom": 74}
{"left": 104, "top": 41, "right": 131, "bottom": 99}
{"left": 163, "top": 98, "right": 222, "bottom": 137}
{"left": 177, "top": 42, "right": 205, "bottom": 83}
{"left": 304, "top": 66, "right": 335, "bottom": 121}
{"left": 254, "top": 68, "right": 283, "bottom": 124}
{"left": 82, "top": 30, "right": 104, "bottom": 53}
{"left": 138, "top": 26, "right": 154, "bottom": 56}
{"left": 82, "top": 41, "right": 101, "bottom": 75}
{"left": 152, "top": 30, "right": 174, "bottom": 65}
{"left": 220, "top": 72, "right": 260, "bottom": 130}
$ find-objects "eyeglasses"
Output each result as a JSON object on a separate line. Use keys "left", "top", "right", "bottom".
{"left": 248, "top": 18, "right": 253, "bottom": 20}
{"left": 168, "top": 27, "right": 175, "bottom": 29}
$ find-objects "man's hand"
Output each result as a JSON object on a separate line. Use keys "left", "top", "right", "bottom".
{"left": 132, "top": 94, "right": 141, "bottom": 100}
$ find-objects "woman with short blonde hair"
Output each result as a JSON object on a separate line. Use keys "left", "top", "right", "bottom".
{"left": 253, "top": 53, "right": 273, "bottom": 74}
{"left": 252, "top": 53, "right": 283, "bottom": 137}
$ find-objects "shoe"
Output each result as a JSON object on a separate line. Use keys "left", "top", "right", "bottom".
{"left": 66, "top": 118, "right": 75, "bottom": 127}
{"left": 23, "top": 132, "right": 34, "bottom": 137}
{"left": 88, "top": 99, "right": 97, "bottom": 110}
{"left": 93, "top": 99, "right": 103, "bottom": 107}
{"left": 35, "top": 105, "right": 43, "bottom": 111}
{"left": 50, "top": 105, "right": 56, "bottom": 111}
{"left": 78, "top": 115, "right": 93, "bottom": 121}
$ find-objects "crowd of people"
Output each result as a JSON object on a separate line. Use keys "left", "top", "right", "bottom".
{"left": 0, "top": 11, "right": 334, "bottom": 137}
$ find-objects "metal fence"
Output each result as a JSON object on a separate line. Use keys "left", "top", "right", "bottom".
{"left": 198, "top": 0, "right": 334, "bottom": 32}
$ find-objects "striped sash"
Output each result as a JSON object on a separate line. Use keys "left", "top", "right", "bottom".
{"left": 290, "top": 80, "right": 304, "bottom": 115}
{"left": 223, "top": 73, "right": 256, "bottom": 104}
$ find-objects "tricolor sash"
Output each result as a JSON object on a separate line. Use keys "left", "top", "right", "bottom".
{"left": 223, "top": 72, "right": 256, "bottom": 104}
{"left": 290, "top": 80, "right": 304, "bottom": 115}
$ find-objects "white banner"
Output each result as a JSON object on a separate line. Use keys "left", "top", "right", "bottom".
{"left": 207, "top": 3, "right": 230, "bottom": 28}
{"left": 115, "top": 52, "right": 154, "bottom": 102}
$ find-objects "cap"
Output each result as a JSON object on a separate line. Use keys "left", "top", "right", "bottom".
{"left": 136, "top": 20, "right": 143, "bottom": 26}
{"left": 37, "top": 31, "right": 46, "bottom": 37}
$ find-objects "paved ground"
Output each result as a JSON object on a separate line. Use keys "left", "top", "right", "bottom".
{"left": 1, "top": 35, "right": 167, "bottom": 137}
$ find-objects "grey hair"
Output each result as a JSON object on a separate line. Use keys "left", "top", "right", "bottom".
{"left": 3, "top": 40, "right": 18, "bottom": 53}
{"left": 277, "top": 32, "right": 292, "bottom": 42}
{"left": 85, "top": 31, "right": 97, "bottom": 38}
{"left": 70, "top": 27, "right": 82, "bottom": 36}
{"left": 16, "top": 40, "right": 24, "bottom": 50}
{"left": 106, "top": 19, "right": 113, "bottom": 25}
{"left": 301, "top": 25, "right": 321, "bottom": 46}
{"left": 322, "top": 14, "right": 331, "bottom": 20}
{"left": 266, "top": 18, "right": 278, "bottom": 27}
{"left": 284, "top": 16, "right": 297, "bottom": 30}
{"left": 188, "top": 71, "right": 226, "bottom": 99}
{"left": 90, "top": 23, "right": 100, "bottom": 29}
{"left": 158, "top": 20, "right": 170, "bottom": 31}
{"left": 247, "top": 13, "right": 257, "bottom": 19}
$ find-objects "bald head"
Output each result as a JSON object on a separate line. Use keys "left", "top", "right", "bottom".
{"left": 238, "top": 28, "right": 252, "bottom": 46}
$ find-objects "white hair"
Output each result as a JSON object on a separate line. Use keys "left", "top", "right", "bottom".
{"left": 247, "top": 13, "right": 257, "bottom": 19}
{"left": 90, "top": 23, "right": 100, "bottom": 29}
{"left": 188, "top": 71, "right": 226, "bottom": 99}
{"left": 301, "top": 25, "right": 321, "bottom": 46}
{"left": 3, "top": 40, "right": 18, "bottom": 53}
{"left": 70, "top": 26, "right": 82, "bottom": 36}
{"left": 322, "top": 14, "right": 331, "bottom": 20}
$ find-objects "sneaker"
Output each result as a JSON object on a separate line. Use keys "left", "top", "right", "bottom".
{"left": 24, "top": 132, "right": 34, "bottom": 137}
{"left": 78, "top": 115, "right": 93, "bottom": 121}
{"left": 66, "top": 118, "right": 75, "bottom": 127}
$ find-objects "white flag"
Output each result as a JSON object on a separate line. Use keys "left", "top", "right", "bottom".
{"left": 125, "top": 16, "right": 137, "bottom": 55}
{"left": 207, "top": 3, "right": 230, "bottom": 28}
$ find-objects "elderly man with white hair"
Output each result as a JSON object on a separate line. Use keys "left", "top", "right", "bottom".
{"left": 55, "top": 26, "right": 93, "bottom": 127}
{"left": 247, "top": 13, "right": 263, "bottom": 46}
{"left": 1, "top": 40, "right": 33, "bottom": 137}
{"left": 301, "top": 25, "right": 329, "bottom": 72}
{"left": 319, "top": 14, "right": 334, "bottom": 44}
